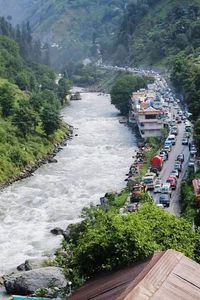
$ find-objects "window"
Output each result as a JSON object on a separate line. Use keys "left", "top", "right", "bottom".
{"left": 145, "top": 114, "right": 157, "bottom": 119}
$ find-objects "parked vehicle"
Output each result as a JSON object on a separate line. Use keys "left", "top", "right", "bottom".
{"left": 126, "top": 203, "right": 138, "bottom": 212}
{"left": 130, "top": 184, "right": 146, "bottom": 202}
{"left": 170, "top": 169, "right": 179, "bottom": 178}
{"left": 188, "top": 158, "right": 195, "bottom": 167}
{"left": 190, "top": 146, "right": 197, "bottom": 155}
{"left": 159, "top": 151, "right": 167, "bottom": 161}
{"left": 150, "top": 155, "right": 164, "bottom": 171}
{"left": 167, "top": 134, "right": 176, "bottom": 146}
{"left": 182, "top": 138, "right": 188, "bottom": 145}
{"left": 185, "top": 122, "right": 192, "bottom": 132}
{"left": 142, "top": 172, "right": 157, "bottom": 190}
{"left": 166, "top": 176, "right": 177, "bottom": 189}
{"left": 159, "top": 193, "right": 170, "bottom": 207}
{"left": 177, "top": 154, "right": 184, "bottom": 163}
{"left": 163, "top": 145, "right": 171, "bottom": 152}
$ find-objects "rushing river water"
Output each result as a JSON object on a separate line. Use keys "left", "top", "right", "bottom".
{"left": 0, "top": 92, "right": 137, "bottom": 275}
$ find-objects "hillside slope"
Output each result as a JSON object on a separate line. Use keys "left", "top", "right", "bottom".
{"left": 113, "top": 0, "right": 200, "bottom": 66}
{"left": 0, "top": 0, "right": 131, "bottom": 67}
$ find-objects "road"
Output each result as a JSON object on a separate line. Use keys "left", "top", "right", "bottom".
{"left": 153, "top": 121, "right": 190, "bottom": 215}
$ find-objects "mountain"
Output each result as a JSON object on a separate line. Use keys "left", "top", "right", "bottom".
{"left": 0, "top": 0, "right": 131, "bottom": 67}
{"left": 113, "top": 0, "right": 200, "bottom": 66}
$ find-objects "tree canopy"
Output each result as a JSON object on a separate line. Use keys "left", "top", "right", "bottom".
{"left": 110, "top": 74, "right": 146, "bottom": 115}
{"left": 56, "top": 203, "right": 199, "bottom": 287}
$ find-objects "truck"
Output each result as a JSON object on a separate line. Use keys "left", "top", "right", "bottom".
{"left": 130, "top": 184, "right": 147, "bottom": 202}
{"left": 150, "top": 155, "right": 164, "bottom": 172}
{"left": 142, "top": 172, "right": 157, "bottom": 190}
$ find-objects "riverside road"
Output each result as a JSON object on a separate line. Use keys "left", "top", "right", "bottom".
{"left": 153, "top": 121, "right": 190, "bottom": 216}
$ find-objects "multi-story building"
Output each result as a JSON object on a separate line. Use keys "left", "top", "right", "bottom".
{"left": 130, "top": 90, "right": 167, "bottom": 139}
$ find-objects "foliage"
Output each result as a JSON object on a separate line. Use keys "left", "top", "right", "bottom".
{"left": 0, "top": 19, "right": 70, "bottom": 185}
{"left": 56, "top": 203, "right": 199, "bottom": 287}
{"left": 110, "top": 74, "right": 146, "bottom": 115}
{"left": 0, "top": 82, "right": 15, "bottom": 117}
{"left": 41, "top": 106, "right": 61, "bottom": 136}
{"left": 113, "top": 1, "right": 200, "bottom": 66}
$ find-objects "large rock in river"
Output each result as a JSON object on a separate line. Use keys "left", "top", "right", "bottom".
{"left": 4, "top": 267, "right": 67, "bottom": 295}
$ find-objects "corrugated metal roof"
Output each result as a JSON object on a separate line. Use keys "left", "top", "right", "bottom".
{"left": 69, "top": 250, "right": 200, "bottom": 300}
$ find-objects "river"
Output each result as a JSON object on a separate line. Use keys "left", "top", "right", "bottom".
{"left": 0, "top": 92, "right": 137, "bottom": 275}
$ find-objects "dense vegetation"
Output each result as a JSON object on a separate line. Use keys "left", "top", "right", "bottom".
{"left": 55, "top": 202, "right": 200, "bottom": 289}
{"left": 0, "top": 18, "right": 71, "bottom": 184}
{"left": 0, "top": 0, "right": 136, "bottom": 67}
{"left": 110, "top": 74, "right": 147, "bottom": 115}
{"left": 112, "top": 1, "right": 200, "bottom": 66}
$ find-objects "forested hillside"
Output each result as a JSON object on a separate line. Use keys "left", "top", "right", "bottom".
{"left": 112, "top": 0, "right": 200, "bottom": 66}
{"left": 0, "top": 18, "right": 71, "bottom": 184}
{"left": 0, "top": 0, "right": 132, "bottom": 67}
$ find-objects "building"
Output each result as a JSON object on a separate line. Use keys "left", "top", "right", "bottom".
{"left": 69, "top": 249, "right": 200, "bottom": 300}
{"left": 130, "top": 90, "right": 167, "bottom": 139}
{"left": 192, "top": 179, "right": 200, "bottom": 199}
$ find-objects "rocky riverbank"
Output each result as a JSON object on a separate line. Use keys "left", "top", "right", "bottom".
{"left": 0, "top": 124, "right": 73, "bottom": 191}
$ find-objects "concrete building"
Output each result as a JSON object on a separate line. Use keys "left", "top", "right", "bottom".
{"left": 130, "top": 90, "right": 167, "bottom": 139}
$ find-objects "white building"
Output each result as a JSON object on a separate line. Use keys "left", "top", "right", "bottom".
{"left": 131, "top": 90, "right": 166, "bottom": 139}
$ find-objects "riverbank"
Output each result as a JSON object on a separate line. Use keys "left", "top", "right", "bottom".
{"left": 0, "top": 123, "right": 73, "bottom": 191}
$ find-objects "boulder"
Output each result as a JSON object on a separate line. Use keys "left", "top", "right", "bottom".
{"left": 4, "top": 267, "right": 67, "bottom": 296}
{"left": 51, "top": 227, "right": 70, "bottom": 242}
{"left": 17, "top": 259, "right": 47, "bottom": 271}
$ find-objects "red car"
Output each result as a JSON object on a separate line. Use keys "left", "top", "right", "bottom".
{"left": 166, "top": 176, "right": 177, "bottom": 190}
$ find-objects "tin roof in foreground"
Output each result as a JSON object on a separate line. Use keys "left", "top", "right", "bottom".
{"left": 69, "top": 250, "right": 200, "bottom": 300}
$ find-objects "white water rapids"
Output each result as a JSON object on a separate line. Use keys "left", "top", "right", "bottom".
{"left": 0, "top": 92, "right": 137, "bottom": 275}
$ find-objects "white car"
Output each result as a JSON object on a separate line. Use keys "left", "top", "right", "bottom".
{"left": 188, "top": 158, "right": 195, "bottom": 167}
{"left": 170, "top": 169, "right": 179, "bottom": 178}
{"left": 190, "top": 147, "right": 197, "bottom": 155}
{"left": 160, "top": 183, "right": 172, "bottom": 197}
{"left": 154, "top": 183, "right": 162, "bottom": 193}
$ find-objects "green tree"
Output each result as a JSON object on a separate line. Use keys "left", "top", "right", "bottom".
{"left": 0, "top": 82, "right": 15, "bottom": 117}
{"left": 56, "top": 203, "right": 198, "bottom": 285}
{"left": 57, "top": 77, "right": 71, "bottom": 104}
{"left": 12, "top": 102, "right": 38, "bottom": 136}
{"left": 41, "top": 106, "right": 60, "bottom": 135}
{"left": 110, "top": 74, "right": 146, "bottom": 115}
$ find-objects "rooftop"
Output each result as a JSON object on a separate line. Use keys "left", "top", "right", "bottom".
{"left": 69, "top": 250, "right": 200, "bottom": 300}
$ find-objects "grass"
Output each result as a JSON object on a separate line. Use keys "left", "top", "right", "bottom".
{"left": 107, "top": 189, "right": 130, "bottom": 208}
{"left": 0, "top": 119, "right": 69, "bottom": 186}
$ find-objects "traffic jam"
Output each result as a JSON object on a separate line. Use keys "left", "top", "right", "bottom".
{"left": 127, "top": 74, "right": 197, "bottom": 213}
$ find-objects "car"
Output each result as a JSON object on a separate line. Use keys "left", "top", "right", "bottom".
{"left": 167, "top": 134, "right": 176, "bottom": 146}
{"left": 166, "top": 176, "right": 177, "bottom": 190}
{"left": 126, "top": 203, "right": 138, "bottom": 212}
{"left": 177, "top": 154, "right": 184, "bottom": 163}
{"left": 159, "top": 194, "right": 170, "bottom": 207}
{"left": 170, "top": 169, "right": 179, "bottom": 178}
{"left": 154, "top": 183, "right": 162, "bottom": 193}
{"left": 156, "top": 203, "right": 164, "bottom": 208}
{"left": 163, "top": 145, "right": 171, "bottom": 152}
{"left": 190, "top": 147, "right": 197, "bottom": 155}
{"left": 171, "top": 119, "right": 177, "bottom": 125}
{"left": 181, "top": 115, "right": 186, "bottom": 121}
{"left": 160, "top": 183, "right": 172, "bottom": 196}
{"left": 182, "top": 138, "right": 188, "bottom": 145}
{"left": 174, "top": 161, "right": 182, "bottom": 172}
{"left": 171, "top": 128, "right": 178, "bottom": 136}
{"left": 164, "top": 140, "right": 173, "bottom": 148}
{"left": 160, "top": 151, "right": 167, "bottom": 161}
{"left": 188, "top": 158, "right": 195, "bottom": 167}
